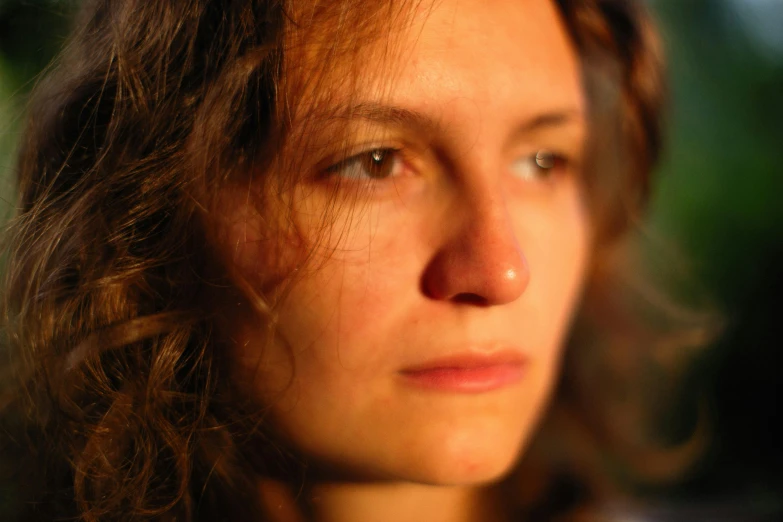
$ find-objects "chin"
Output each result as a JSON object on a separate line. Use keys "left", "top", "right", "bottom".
{"left": 397, "top": 422, "right": 531, "bottom": 487}
{"left": 407, "top": 450, "right": 521, "bottom": 487}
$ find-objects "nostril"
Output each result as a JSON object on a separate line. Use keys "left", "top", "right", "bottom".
{"left": 451, "top": 292, "right": 490, "bottom": 306}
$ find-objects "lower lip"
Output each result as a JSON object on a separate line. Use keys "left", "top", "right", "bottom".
{"left": 400, "top": 363, "right": 526, "bottom": 393}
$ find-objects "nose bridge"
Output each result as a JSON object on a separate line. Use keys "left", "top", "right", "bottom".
{"left": 462, "top": 186, "right": 528, "bottom": 290}
{"left": 422, "top": 177, "right": 530, "bottom": 305}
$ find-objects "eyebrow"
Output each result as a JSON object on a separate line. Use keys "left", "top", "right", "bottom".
{"left": 320, "top": 101, "right": 585, "bottom": 137}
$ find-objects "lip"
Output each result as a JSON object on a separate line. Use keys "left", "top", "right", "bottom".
{"left": 399, "top": 350, "right": 528, "bottom": 393}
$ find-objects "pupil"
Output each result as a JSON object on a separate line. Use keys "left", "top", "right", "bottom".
{"left": 364, "top": 149, "right": 393, "bottom": 179}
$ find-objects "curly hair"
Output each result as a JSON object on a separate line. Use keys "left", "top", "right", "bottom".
{"left": 0, "top": 1, "right": 699, "bottom": 521}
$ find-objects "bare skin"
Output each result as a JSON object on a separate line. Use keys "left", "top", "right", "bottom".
{"left": 213, "top": 0, "right": 589, "bottom": 520}
{"left": 258, "top": 481, "right": 509, "bottom": 522}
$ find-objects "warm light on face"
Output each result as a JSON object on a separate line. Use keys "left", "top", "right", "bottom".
{"left": 214, "top": 0, "right": 590, "bottom": 486}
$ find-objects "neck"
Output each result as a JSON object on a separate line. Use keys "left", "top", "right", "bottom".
{"left": 257, "top": 479, "right": 509, "bottom": 522}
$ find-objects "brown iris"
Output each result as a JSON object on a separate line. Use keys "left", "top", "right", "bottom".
{"left": 360, "top": 149, "right": 397, "bottom": 179}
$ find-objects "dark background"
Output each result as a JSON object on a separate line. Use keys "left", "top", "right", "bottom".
{"left": 1, "top": 0, "right": 781, "bottom": 518}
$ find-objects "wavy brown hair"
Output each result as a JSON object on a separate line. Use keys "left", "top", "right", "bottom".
{"left": 0, "top": 1, "right": 702, "bottom": 521}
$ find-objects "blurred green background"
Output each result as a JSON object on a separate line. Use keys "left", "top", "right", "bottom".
{"left": 1, "top": 0, "right": 781, "bottom": 517}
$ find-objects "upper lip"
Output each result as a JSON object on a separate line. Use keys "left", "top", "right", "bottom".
{"left": 399, "top": 348, "right": 528, "bottom": 373}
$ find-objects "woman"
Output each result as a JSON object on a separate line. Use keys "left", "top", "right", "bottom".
{"left": 0, "top": 0, "right": 692, "bottom": 520}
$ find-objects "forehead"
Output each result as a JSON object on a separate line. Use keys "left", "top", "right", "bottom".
{"left": 283, "top": 0, "right": 583, "bottom": 133}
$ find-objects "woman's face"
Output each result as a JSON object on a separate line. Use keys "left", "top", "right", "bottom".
{"left": 214, "top": 0, "right": 589, "bottom": 485}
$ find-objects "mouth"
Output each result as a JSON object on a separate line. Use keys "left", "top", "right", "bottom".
{"left": 398, "top": 351, "right": 528, "bottom": 393}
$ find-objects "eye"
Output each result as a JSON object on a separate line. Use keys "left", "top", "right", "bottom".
{"left": 510, "top": 150, "right": 566, "bottom": 181}
{"left": 325, "top": 148, "right": 403, "bottom": 180}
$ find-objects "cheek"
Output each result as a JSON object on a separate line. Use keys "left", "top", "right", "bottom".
{"left": 515, "top": 186, "right": 590, "bottom": 354}
{"left": 209, "top": 185, "right": 309, "bottom": 294}
{"left": 213, "top": 190, "right": 412, "bottom": 385}
{"left": 271, "top": 218, "right": 416, "bottom": 369}
{"left": 274, "top": 197, "right": 423, "bottom": 343}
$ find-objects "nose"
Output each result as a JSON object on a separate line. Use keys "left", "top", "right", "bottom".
{"left": 421, "top": 192, "right": 530, "bottom": 306}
